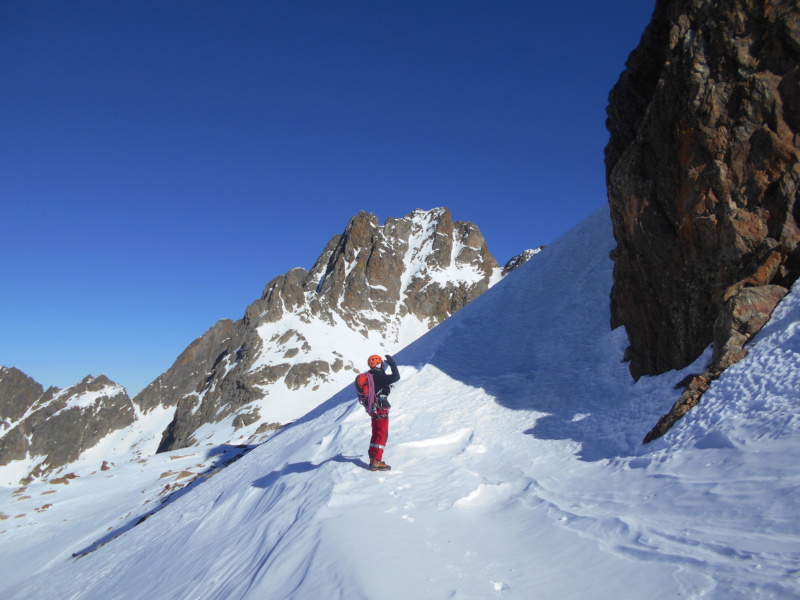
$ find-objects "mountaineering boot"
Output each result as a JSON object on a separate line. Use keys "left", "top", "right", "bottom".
{"left": 369, "top": 459, "right": 391, "bottom": 472}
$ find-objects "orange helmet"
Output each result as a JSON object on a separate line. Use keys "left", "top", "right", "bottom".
{"left": 367, "top": 354, "right": 383, "bottom": 368}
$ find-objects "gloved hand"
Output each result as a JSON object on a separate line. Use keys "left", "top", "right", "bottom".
{"left": 385, "top": 354, "right": 394, "bottom": 362}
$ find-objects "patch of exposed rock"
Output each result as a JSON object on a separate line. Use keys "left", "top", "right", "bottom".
{"left": 605, "top": 0, "right": 799, "bottom": 439}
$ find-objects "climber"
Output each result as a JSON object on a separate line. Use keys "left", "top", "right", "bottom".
{"left": 364, "top": 353, "right": 399, "bottom": 471}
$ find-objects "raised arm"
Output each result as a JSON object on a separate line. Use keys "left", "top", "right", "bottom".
{"left": 384, "top": 354, "right": 400, "bottom": 384}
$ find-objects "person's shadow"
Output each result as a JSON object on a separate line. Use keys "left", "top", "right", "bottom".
{"left": 252, "top": 454, "right": 368, "bottom": 489}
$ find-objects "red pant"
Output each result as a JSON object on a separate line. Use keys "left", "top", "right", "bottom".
{"left": 369, "top": 409, "right": 390, "bottom": 461}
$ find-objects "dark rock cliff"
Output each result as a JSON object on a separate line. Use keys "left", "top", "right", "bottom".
{"left": 606, "top": 0, "right": 799, "bottom": 439}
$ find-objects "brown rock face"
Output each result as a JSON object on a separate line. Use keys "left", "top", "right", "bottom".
{"left": 606, "top": 0, "right": 800, "bottom": 384}
{"left": 713, "top": 284, "right": 789, "bottom": 370}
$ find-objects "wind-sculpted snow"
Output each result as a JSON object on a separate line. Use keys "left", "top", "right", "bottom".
{"left": 1, "top": 208, "right": 798, "bottom": 599}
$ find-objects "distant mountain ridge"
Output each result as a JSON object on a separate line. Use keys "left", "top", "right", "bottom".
{"left": 0, "top": 368, "right": 134, "bottom": 482}
{"left": 0, "top": 207, "right": 537, "bottom": 483}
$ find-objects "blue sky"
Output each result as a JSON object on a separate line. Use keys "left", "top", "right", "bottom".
{"left": 1, "top": 1, "right": 655, "bottom": 397}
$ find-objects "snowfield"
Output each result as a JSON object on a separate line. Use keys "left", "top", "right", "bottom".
{"left": 1, "top": 207, "right": 798, "bottom": 599}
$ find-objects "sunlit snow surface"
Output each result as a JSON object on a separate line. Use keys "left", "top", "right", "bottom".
{"left": 1, "top": 208, "right": 798, "bottom": 599}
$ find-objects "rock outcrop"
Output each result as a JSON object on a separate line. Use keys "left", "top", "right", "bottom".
{"left": 136, "top": 208, "right": 516, "bottom": 452}
{"left": 0, "top": 369, "right": 135, "bottom": 479}
{"left": 501, "top": 247, "right": 545, "bottom": 276}
{"left": 605, "top": 0, "right": 799, "bottom": 439}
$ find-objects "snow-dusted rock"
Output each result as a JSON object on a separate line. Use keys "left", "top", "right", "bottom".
{"left": 0, "top": 372, "right": 134, "bottom": 480}
{"left": 501, "top": 246, "right": 545, "bottom": 276}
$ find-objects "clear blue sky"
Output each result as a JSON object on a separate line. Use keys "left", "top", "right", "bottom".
{"left": 1, "top": 1, "right": 655, "bottom": 397}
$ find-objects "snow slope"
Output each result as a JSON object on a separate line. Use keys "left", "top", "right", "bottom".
{"left": 1, "top": 207, "right": 798, "bottom": 599}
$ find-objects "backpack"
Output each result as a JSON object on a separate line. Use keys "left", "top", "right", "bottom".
{"left": 355, "top": 372, "right": 377, "bottom": 415}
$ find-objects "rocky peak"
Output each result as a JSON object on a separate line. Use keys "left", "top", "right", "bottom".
{"left": 605, "top": 0, "right": 799, "bottom": 438}
{"left": 0, "top": 208, "right": 533, "bottom": 472}
{"left": 0, "top": 370, "right": 134, "bottom": 482}
{"left": 0, "top": 366, "right": 46, "bottom": 425}
{"left": 290, "top": 206, "right": 499, "bottom": 326}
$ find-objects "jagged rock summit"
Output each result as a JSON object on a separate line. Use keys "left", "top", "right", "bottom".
{"left": 136, "top": 207, "right": 514, "bottom": 452}
{"left": 605, "top": 0, "right": 800, "bottom": 438}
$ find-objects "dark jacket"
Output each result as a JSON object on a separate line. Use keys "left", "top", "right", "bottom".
{"left": 369, "top": 356, "right": 400, "bottom": 396}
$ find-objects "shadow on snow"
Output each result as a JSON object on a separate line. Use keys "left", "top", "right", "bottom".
{"left": 251, "top": 453, "right": 369, "bottom": 489}
{"left": 71, "top": 444, "right": 258, "bottom": 559}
